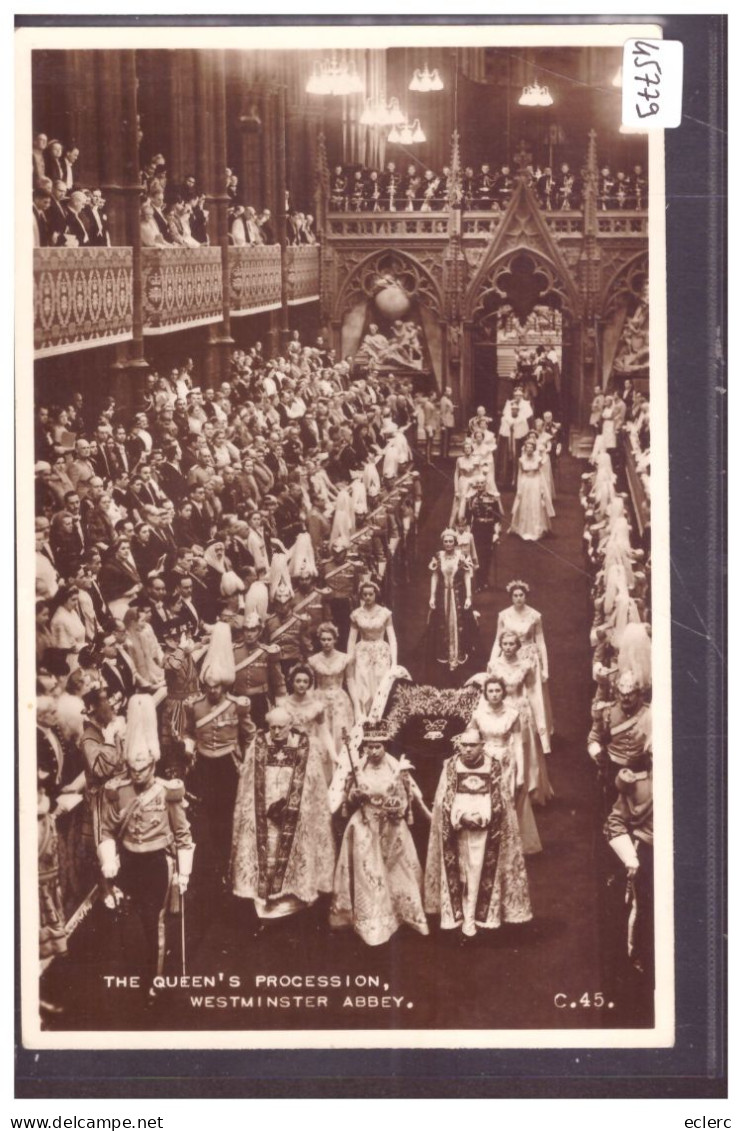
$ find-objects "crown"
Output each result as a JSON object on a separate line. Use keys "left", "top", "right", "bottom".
{"left": 505, "top": 578, "right": 530, "bottom": 594}
{"left": 361, "top": 719, "right": 391, "bottom": 744}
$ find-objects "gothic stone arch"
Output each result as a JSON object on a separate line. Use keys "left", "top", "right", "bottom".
{"left": 463, "top": 247, "right": 582, "bottom": 325}
{"left": 600, "top": 250, "right": 648, "bottom": 319}
{"left": 333, "top": 247, "right": 445, "bottom": 323}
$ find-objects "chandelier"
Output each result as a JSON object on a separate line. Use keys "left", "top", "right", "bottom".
{"left": 388, "top": 118, "right": 426, "bottom": 144}
{"left": 306, "top": 54, "right": 365, "bottom": 96}
{"left": 518, "top": 79, "right": 554, "bottom": 107}
{"left": 359, "top": 95, "right": 406, "bottom": 127}
{"left": 409, "top": 64, "right": 444, "bottom": 92}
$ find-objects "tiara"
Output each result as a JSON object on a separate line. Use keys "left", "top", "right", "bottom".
{"left": 505, "top": 579, "right": 530, "bottom": 594}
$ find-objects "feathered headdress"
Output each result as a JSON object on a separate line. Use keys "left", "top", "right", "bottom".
{"left": 200, "top": 621, "right": 236, "bottom": 686}
{"left": 124, "top": 694, "right": 160, "bottom": 766}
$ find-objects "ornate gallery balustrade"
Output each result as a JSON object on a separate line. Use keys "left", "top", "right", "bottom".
{"left": 33, "top": 247, "right": 134, "bottom": 358}
{"left": 32, "top": 244, "right": 321, "bottom": 358}
{"left": 327, "top": 209, "right": 648, "bottom": 244}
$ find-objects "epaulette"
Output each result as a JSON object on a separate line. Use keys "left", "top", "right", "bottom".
{"left": 161, "top": 778, "right": 185, "bottom": 801}
{"left": 262, "top": 643, "right": 281, "bottom": 656}
{"left": 104, "top": 775, "right": 129, "bottom": 799}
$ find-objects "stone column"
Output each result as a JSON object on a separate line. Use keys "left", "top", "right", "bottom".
{"left": 96, "top": 49, "right": 148, "bottom": 408}
{"left": 196, "top": 50, "right": 234, "bottom": 386}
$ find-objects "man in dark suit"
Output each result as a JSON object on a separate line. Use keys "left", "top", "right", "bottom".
{"left": 32, "top": 190, "right": 51, "bottom": 247}
{"left": 149, "top": 189, "right": 173, "bottom": 243}
{"left": 142, "top": 575, "right": 172, "bottom": 641}
{"left": 47, "top": 181, "right": 69, "bottom": 246}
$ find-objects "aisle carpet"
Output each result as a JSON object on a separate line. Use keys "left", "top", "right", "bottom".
{"left": 44, "top": 454, "right": 652, "bottom": 1033}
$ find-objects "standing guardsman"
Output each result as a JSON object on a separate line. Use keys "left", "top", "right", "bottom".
{"left": 97, "top": 695, "right": 194, "bottom": 1000}
{"left": 183, "top": 622, "right": 255, "bottom": 893}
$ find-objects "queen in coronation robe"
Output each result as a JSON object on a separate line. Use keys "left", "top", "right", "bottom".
{"left": 330, "top": 720, "right": 429, "bottom": 946}
{"left": 424, "top": 728, "right": 533, "bottom": 939}
{"left": 230, "top": 706, "right": 335, "bottom": 920}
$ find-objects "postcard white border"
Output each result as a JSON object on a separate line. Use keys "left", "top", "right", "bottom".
{"left": 15, "top": 19, "right": 673, "bottom": 1052}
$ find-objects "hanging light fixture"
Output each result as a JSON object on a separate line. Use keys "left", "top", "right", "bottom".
{"left": 387, "top": 117, "right": 426, "bottom": 144}
{"left": 305, "top": 53, "right": 365, "bottom": 97}
{"left": 409, "top": 64, "right": 444, "bottom": 92}
{"left": 360, "top": 94, "right": 405, "bottom": 127}
{"left": 518, "top": 78, "right": 554, "bottom": 107}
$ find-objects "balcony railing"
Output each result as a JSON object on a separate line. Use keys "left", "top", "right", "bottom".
{"left": 327, "top": 213, "right": 450, "bottom": 239}
{"left": 286, "top": 244, "right": 320, "bottom": 305}
{"left": 141, "top": 246, "right": 223, "bottom": 335}
{"left": 596, "top": 211, "right": 649, "bottom": 237}
{"left": 229, "top": 244, "right": 282, "bottom": 316}
{"left": 33, "top": 246, "right": 133, "bottom": 357}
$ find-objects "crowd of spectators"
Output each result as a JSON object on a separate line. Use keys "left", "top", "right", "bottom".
{"left": 582, "top": 377, "right": 653, "bottom": 983}
{"left": 34, "top": 330, "right": 430, "bottom": 962}
{"left": 330, "top": 159, "right": 647, "bottom": 213}
{"left": 33, "top": 135, "right": 315, "bottom": 250}
{"left": 32, "top": 133, "right": 111, "bottom": 249}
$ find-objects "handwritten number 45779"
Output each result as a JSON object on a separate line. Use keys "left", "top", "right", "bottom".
{"left": 632, "top": 40, "right": 661, "bottom": 119}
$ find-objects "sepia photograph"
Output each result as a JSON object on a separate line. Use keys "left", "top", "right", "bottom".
{"left": 16, "top": 19, "right": 677, "bottom": 1060}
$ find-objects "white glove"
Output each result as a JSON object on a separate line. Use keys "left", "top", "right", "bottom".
{"left": 176, "top": 845, "right": 195, "bottom": 893}
{"left": 97, "top": 838, "right": 120, "bottom": 880}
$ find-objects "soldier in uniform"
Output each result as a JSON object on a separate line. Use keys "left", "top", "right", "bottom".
{"left": 322, "top": 538, "right": 365, "bottom": 648}
{"left": 349, "top": 170, "right": 367, "bottom": 213}
{"left": 265, "top": 579, "right": 313, "bottom": 679}
{"left": 604, "top": 756, "right": 654, "bottom": 979}
{"left": 537, "top": 166, "right": 556, "bottom": 210}
{"left": 97, "top": 695, "right": 194, "bottom": 999}
{"left": 292, "top": 564, "right": 332, "bottom": 653}
{"left": 330, "top": 165, "right": 348, "bottom": 211}
{"left": 232, "top": 612, "right": 286, "bottom": 730}
{"left": 381, "top": 161, "right": 400, "bottom": 211}
{"left": 461, "top": 166, "right": 476, "bottom": 211}
{"left": 466, "top": 476, "right": 505, "bottom": 592}
{"left": 629, "top": 164, "right": 647, "bottom": 211}
{"left": 475, "top": 163, "right": 495, "bottom": 209}
{"left": 494, "top": 164, "right": 514, "bottom": 210}
{"left": 183, "top": 623, "right": 255, "bottom": 894}
{"left": 160, "top": 623, "right": 201, "bottom": 780}
{"left": 598, "top": 166, "right": 616, "bottom": 210}
{"left": 401, "top": 164, "right": 422, "bottom": 212}
{"left": 588, "top": 669, "right": 652, "bottom": 813}
{"left": 81, "top": 687, "right": 126, "bottom": 849}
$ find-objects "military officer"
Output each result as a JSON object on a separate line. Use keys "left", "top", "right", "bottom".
{"left": 322, "top": 539, "right": 365, "bottom": 648}
{"left": 232, "top": 612, "right": 286, "bottom": 729}
{"left": 97, "top": 695, "right": 194, "bottom": 998}
{"left": 183, "top": 623, "right": 255, "bottom": 891}
{"left": 265, "top": 580, "right": 314, "bottom": 678}
{"left": 292, "top": 565, "right": 332, "bottom": 652}
{"left": 330, "top": 165, "right": 348, "bottom": 211}
{"left": 588, "top": 670, "right": 652, "bottom": 811}
{"left": 465, "top": 476, "right": 505, "bottom": 592}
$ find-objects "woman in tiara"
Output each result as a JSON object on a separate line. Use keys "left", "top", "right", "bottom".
{"left": 330, "top": 720, "right": 429, "bottom": 947}
{"left": 278, "top": 663, "right": 336, "bottom": 787}
{"left": 510, "top": 436, "right": 552, "bottom": 543}
{"left": 308, "top": 621, "right": 357, "bottom": 767}
{"left": 427, "top": 527, "right": 477, "bottom": 683}
{"left": 347, "top": 581, "right": 398, "bottom": 719}
{"left": 493, "top": 580, "right": 554, "bottom": 751}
